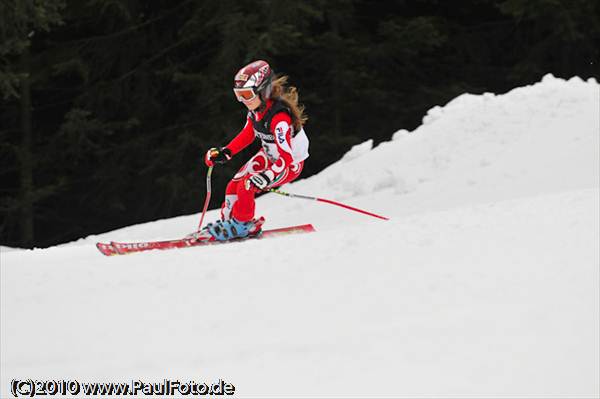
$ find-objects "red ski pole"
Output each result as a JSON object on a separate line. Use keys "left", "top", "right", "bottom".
{"left": 197, "top": 166, "right": 213, "bottom": 230}
{"left": 266, "top": 188, "right": 389, "bottom": 221}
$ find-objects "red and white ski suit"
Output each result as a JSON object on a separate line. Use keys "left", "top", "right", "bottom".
{"left": 221, "top": 99, "right": 309, "bottom": 222}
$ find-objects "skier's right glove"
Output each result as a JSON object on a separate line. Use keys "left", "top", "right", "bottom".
{"left": 205, "top": 147, "right": 232, "bottom": 167}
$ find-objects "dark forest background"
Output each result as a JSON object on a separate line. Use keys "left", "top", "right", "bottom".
{"left": 1, "top": 0, "right": 598, "bottom": 248}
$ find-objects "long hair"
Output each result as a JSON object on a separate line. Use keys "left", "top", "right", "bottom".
{"left": 269, "top": 75, "right": 308, "bottom": 131}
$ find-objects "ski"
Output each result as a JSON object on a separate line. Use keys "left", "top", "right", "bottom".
{"left": 96, "top": 224, "right": 316, "bottom": 256}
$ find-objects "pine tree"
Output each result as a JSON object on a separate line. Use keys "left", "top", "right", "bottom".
{"left": 0, "top": 0, "right": 64, "bottom": 247}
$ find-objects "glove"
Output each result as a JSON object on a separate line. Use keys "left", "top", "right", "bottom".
{"left": 205, "top": 147, "right": 232, "bottom": 167}
{"left": 246, "top": 172, "right": 272, "bottom": 192}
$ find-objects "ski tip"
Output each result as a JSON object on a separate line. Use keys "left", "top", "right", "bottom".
{"left": 96, "top": 242, "right": 116, "bottom": 256}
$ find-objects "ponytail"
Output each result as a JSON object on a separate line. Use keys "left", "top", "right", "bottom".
{"left": 269, "top": 75, "right": 308, "bottom": 131}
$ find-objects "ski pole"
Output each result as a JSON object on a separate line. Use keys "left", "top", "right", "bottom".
{"left": 266, "top": 188, "right": 389, "bottom": 221}
{"left": 197, "top": 166, "right": 213, "bottom": 230}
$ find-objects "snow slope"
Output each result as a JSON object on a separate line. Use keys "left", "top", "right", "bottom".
{"left": 2, "top": 74, "right": 599, "bottom": 398}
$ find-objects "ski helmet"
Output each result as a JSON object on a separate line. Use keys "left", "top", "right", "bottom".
{"left": 233, "top": 60, "right": 273, "bottom": 102}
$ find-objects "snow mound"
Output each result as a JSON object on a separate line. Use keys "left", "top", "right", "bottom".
{"left": 290, "top": 73, "right": 598, "bottom": 203}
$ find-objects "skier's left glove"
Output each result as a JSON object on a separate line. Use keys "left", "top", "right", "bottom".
{"left": 247, "top": 172, "right": 272, "bottom": 192}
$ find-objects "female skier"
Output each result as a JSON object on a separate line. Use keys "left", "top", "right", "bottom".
{"left": 202, "top": 60, "right": 309, "bottom": 241}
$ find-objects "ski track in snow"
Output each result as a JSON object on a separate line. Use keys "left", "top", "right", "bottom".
{"left": 2, "top": 74, "right": 599, "bottom": 398}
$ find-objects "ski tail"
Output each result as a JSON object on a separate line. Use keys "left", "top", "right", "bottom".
{"left": 261, "top": 223, "right": 315, "bottom": 237}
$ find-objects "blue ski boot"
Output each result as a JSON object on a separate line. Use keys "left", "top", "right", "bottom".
{"left": 205, "top": 217, "right": 264, "bottom": 241}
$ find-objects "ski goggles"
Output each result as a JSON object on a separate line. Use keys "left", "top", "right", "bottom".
{"left": 233, "top": 87, "right": 257, "bottom": 102}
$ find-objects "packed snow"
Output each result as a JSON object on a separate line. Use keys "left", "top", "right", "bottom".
{"left": 1, "top": 74, "right": 598, "bottom": 398}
